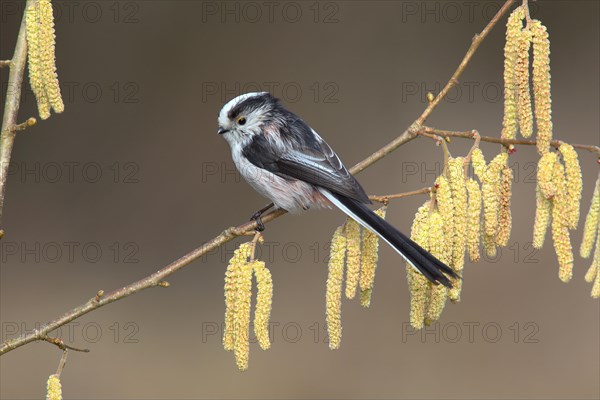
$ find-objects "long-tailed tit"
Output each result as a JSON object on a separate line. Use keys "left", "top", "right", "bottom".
{"left": 217, "top": 92, "right": 457, "bottom": 287}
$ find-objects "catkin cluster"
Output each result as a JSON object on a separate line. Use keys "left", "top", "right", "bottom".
{"left": 26, "top": 0, "right": 64, "bottom": 120}
{"left": 326, "top": 207, "right": 387, "bottom": 349}
{"left": 406, "top": 157, "right": 478, "bottom": 329}
{"left": 223, "top": 242, "right": 273, "bottom": 371}
{"left": 581, "top": 177, "right": 600, "bottom": 298}
{"left": 532, "top": 145, "right": 582, "bottom": 282}
{"left": 46, "top": 374, "right": 62, "bottom": 400}
{"left": 502, "top": 7, "right": 553, "bottom": 154}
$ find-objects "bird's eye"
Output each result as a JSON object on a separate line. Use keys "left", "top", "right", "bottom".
{"left": 237, "top": 117, "right": 246, "bottom": 125}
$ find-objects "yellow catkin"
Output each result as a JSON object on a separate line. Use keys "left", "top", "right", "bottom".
{"left": 592, "top": 267, "right": 600, "bottom": 299}
{"left": 590, "top": 236, "right": 600, "bottom": 298}
{"left": 26, "top": 0, "right": 64, "bottom": 119}
{"left": 359, "top": 289, "right": 372, "bottom": 308}
{"left": 223, "top": 243, "right": 253, "bottom": 351}
{"left": 516, "top": 28, "right": 533, "bottom": 138}
{"left": 26, "top": 1, "right": 50, "bottom": 120}
{"left": 326, "top": 226, "right": 346, "bottom": 349}
{"left": 483, "top": 232, "right": 497, "bottom": 258}
{"left": 533, "top": 185, "right": 553, "bottom": 249}
{"left": 407, "top": 201, "right": 432, "bottom": 329}
{"left": 223, "top": 262, "right": 239, "bottom": 351}
{"left": 584, "top": 232, "right": 599, "bottom": 284}
{"left": 496, "top": 165, "right": 514, "bottom": 247}
{"left": 252, "top": 261, "right": 272, "bottom": 351}
{"left": 38, "top": 0, "right": 64, "bottom": 114}
{"left": 46, "top": 374, "right": 62, "bottom": 400}
{"left": 466, "top": 179, "right": 482, "bottom": 262}
{"left": 425, "top": 211, "right": 448, "bottom": 323}
{"left": 581, "top": 177, "right": 600, "bottom": 258}
{"left": 435, "top": 175, "right": 454, "bottom": 263}
{"left": 480, "top": 153, "right": 507, "bottom": 257}
{"left": 233, "top": 263, "right": 253, "bottom": 371}
{"left": 344, "top": 218, "right": 361, "bottom": 300}
{"left": 482, "top": 153, "right": 508, "bottom": 237}
{"left": 359, "top": 206, "right": 387, "bottom": 307}
{"left": 537, "top": 152, "right": 557, "bottom": 199}
{"left": 471, "top": 148, "right": 487, "bottom": 182}
{"left": 447, "top": 157, "right": 467, "bottom": 302}
{"left": 558, "top": 143, "right": 583, "bottom": 229}
{"left": 551, "top": 160, "right": 574, "bottom": 283}
{"left": 530, "top": 20, "right": 552, "bottom": 155}
{"left": 502, "top": 6, "right": 524, "bottom": 140}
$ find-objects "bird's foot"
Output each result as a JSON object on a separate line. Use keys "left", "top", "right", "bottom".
{"left": 251, "top": 212, "right": 265, "bottom": 232}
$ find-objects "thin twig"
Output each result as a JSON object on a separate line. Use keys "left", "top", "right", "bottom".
{"left": 423, "top": 127, "right": 600, "bottom": 156}
{"left": 370, "top": 187, "right": 432, "bottom": 204}
{"left": 0, "top": 60, "right": 11, "bottom": 68}
{"left": 0, "top": 0, "right": 518, "bottom": 356}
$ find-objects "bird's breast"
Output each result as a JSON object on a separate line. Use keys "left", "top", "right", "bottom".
{"left": 231, "top": 149, "right": 331, "bottom": 213}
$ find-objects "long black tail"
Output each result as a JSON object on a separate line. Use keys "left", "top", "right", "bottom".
{"left": 321, "top": 190, "right": 459, "bottom": 288}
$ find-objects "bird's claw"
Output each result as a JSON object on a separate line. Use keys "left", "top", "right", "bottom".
{"left": 251, "top": 213, "right": 265, "bottom": 232}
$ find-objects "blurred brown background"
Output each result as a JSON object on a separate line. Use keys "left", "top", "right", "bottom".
{"left": 1, "top": 0, "right": 598, "bottom": 398}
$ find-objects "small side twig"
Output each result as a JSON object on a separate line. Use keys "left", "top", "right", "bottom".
{"left": 0, "top": 60, "right": 10, "bottom": 68}
{"left": 41, "top": 336, "right": 90, "bottom": 353}
{"left": 249, "top": 231, "right": 263, "bottom": 262}
{"left": 13, "top": 117, "right": 36, "bottom": 132}
{"left": 55, "top": 350, "right": 68, "bottom": 377}
{"left": 464, "top": 130, "right": 482, "bottom": 174}
{"left": 522, "top": 0, "right": 532, "bottom": 24}
{"left": 370, "top": 187, "right": 432, "bottom": 204}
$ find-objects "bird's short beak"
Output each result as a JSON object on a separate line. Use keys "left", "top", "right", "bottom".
{"left": 217, "top": 127, "right": 229, "bottom": 135}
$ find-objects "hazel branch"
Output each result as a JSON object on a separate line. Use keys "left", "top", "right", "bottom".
{"left": 0, "top": 0, "right": 32, "bottom": 232}
{"left": 423, "top": 127, "right": 600, "bottom": 156}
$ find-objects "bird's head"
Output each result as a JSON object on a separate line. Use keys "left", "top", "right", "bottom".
{"left": 217, "top": 92, "right": 281, "bottom": 147}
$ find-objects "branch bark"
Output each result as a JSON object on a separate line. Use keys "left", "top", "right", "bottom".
{"left": 0, "top": 0, "right": 518, "bottom": 356}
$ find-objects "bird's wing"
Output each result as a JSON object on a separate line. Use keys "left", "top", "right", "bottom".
{"left": 242, "top": 118, "right": 371, "bottom": 204}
